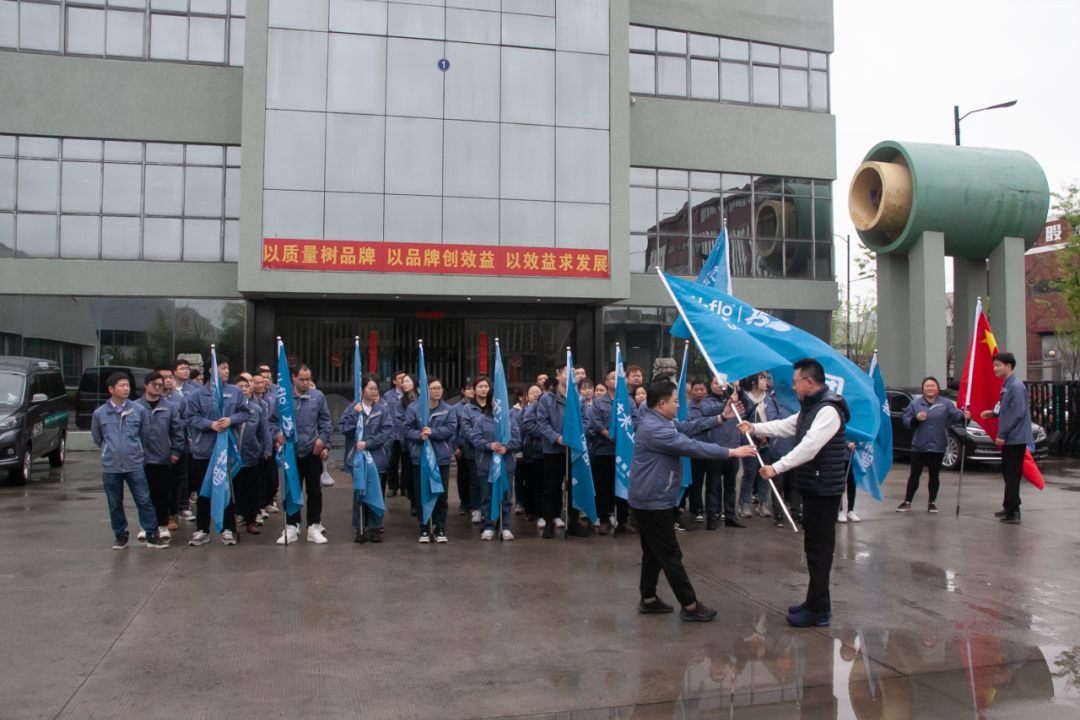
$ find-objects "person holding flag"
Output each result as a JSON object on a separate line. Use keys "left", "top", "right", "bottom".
{"left": 184, "top": 352, "right": 249, "bottom": 547}
{"left": 562, "top": 349, "right": 599, "bottom": 537}
{"left": 586, "top": 368, "right": 621, "bottom": 535}
{"left": 630, "top": 379, "right": 756, "bottom": 622}
{"left": 339, "top": 371, "right": 393, "bottom": 544}
{"left": 232, "top": 373, "right": 270, "bottom": 535}
{"left": 469, "top": 341, "right": 522, "bottom": 541}
{"left": 897, "top": 376, "right": 960, "bottom": 514}
{"left": 535, "top": 361, "right": 590, "bottom": 538}
{"left": 404, "top": 356, "right": 458, "bottom": 543}
{"left": 608, "top": 345, "right": 637, "bottom": 534}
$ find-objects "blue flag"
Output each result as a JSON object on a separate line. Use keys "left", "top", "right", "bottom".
{"left": 661, "top": 271, "right": 881, "bottom": 443}
{"left": 676, "top": 341, "right": 692, "bottom": 499}
{"left": 350, "top": 339, "right": 384, "bottom": 518}
{"left": 198, "top": 346, "right": 241, "bottom": 533}
{"left": 670, "top": 221, "right": 731, "bottom": 339}
{"left": 563, "top": 349, "right": 598, "bottom": 523}
{"left": 417, "top": 342, "right": 443, "bottom": 524}
{"left": 274, "top": 339, "right": 304, "bottom": 518}
{"left": 488, "top": 340, "right": 512, "bottom": 523}
{"left": 609, "top": 344, "right": 634, "bottom": 501}
{"left": 851, "top": 352, "right": 892, "bottom": 501}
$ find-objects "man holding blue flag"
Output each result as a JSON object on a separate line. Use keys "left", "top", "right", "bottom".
{"left": 535, "top": 359, "right": 590, "bottom": 538}
{"left": 562, "top": 349, "right": 598, "bottom": 536}
{"left": 404, "top": 361, "right": 457, "bottom": 544}
{"left": 586, "top": 368, "right": 631, "bottom": 535}
{"left": 340, "top": 369, "right": 392, "bottom": 544}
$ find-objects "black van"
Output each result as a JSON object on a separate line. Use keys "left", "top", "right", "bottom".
{"left": 75, "top": 366, "right": 150, "bottom": 430}
{"left": 0, "top": 357, "right": 70, "bottom": 484}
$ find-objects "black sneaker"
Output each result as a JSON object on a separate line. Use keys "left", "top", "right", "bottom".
{"left": 774, "top": 518, "right": 786, "bottom": 528}
{"left": 542, "top": 524, "right": 555, "bottom": 539}
{"left": 458, "top": 507, "right": 468, "bottom": 516}
{"left": 724, "top": 517, "right": 746, "bottom": 529}
{"left": 994, "top": 509, "right": 1008, "bottom": 518}
{"left": 435, "top": 528, "right": 448, "bottom": 543}
{"left": 638, "top": 598, "right": 675, "bottom": 614}
{"left": 679, "top": 602, "right": 718, "bottom": 623}
{"left": 928, "top": 502, "right": 939, "bottom": 514}
{"left": 1000, "top": 513, "right": 1021, "bottom": 525}
{"left": 354, "top": 530, "right": 366, "bottom": 544}
{"left": 419, "top": 530, "right": 431, "bottom": 543}
{"left": 706, "top": 517, "right": 717, "bottom": 531}
{"left": 567, "top": 522, "right": 589, "bottom": 538}
{"left": 145, "top": 534, "right": 169, "bottom": 550}
{"left": 369, "top": 529, "right": 383, "bottom": 543}
{"left": 675, "top": 522, "right": 687, "bottom": 533}
{"left": 112, "top": 533, "right": 129, "bottom": 550}
{"left": 896, "top": 501, "right": 912, "bottom": 512}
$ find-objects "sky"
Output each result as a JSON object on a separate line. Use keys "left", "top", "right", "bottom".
{"left": 831, "top": 0, "right": 1080, "bottom": 299}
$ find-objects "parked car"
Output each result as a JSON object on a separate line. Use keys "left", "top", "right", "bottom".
{"left": 885, "top": 387, "right": 1049, "bottom": 470}
{"left": 74, "top": 366, "right": 151, "bottom": 430}
{"left": 0, "top": 357, "right": 70, "bottom": 484}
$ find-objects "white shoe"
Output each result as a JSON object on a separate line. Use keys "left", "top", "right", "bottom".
{"left": 267, "top": 503, "right": 280, "bottom": 514}
{"left": 137, "top": 529, "right": 147, "bottom": 541}
{"left": 554, "top": 518, "right": 566, "bottom": 528}
{"left": 189, "top": 530, "right": 210, "bottom": 546}
{"left": 501, "top": 529, "right": 515, "bottom": 541}
{"left": 846, "top": 511, "right": 861, "bottom": 523}
{"left": 221, "top": 530, "right": 237, "bottom": 546}
{"left": 311, "top": 522, "right": 327, "bottom": 536}
{"left": 320, "top": 472, "right": 335, "bottom": 487}
{"left": 481, "top": 529, "right": 495, "bottom": 541}
{"left": 307, "top": 525, "right": 328, "bottom": 544}
{"left": 159, "top": 526, "right": 171, "bottom": 539}
{"left": 837, "top": 510, "right": 848, "bottom": 523}
{"left": 536, "top": 518, "right": 547, "bottom": 528}
{"left": 471, "top": 510, "right": 482, "bottom": 524}
{"left": 179, "top": 510, "right": 196, "bottom": 522}
{"left": 276, "top": 525, "right": 299, "bottom": 545}
{"left": 258, "top": 509, "right": 269, "bottom": 519}
{"left": 757, "top": 505, "right": 772, "bottom": 517}
{"left": 739, "top": 504, "right": 753, "bottom": 518}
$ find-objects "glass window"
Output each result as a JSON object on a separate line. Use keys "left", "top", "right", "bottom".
{"left": 690, "top": 59, "right": 718, "bottom": 100}
{"left": 20, "top": 1, "right": 61, "bottom": 52}
{"left": 780, "top": 48, "right": 808, "bottom": 67}
{"left": 101, "top": 216, "right": 142, "bottom": 259}
{"left": 810, "top": 52, "right": 827, "bottom": 70}
{"left": 628, "top": 25, "right": 654, "bottom": 52}
{"left": 146, "top": 143, "right": 185, "bottom": 164}
{"left": 0, "top": 158, "right": 14, "bottom": 211}
{"left": 105, "top": 141, "right": 142, "bottom": 162}
{"left": 0, "top": 2, "right": 17, "bottom": 49}
{"left": 61, "top": 161, "right": 103, "bottom": 213}
{"left": 629, "top": 235, "right": 650, "bottom": 273}
{"left": 229, "top": 17, "right": 244, "bottom": 65}
{"left": 191, "top": 0, "right": 227, "bottom": 14}
{"left": 67, "top": 7, "right": 106, "bottom": 55}
{"left": 657, "top": 55, "right": 686, "bottom": 96}
{"left": 63, "top": 139, "right": 103, "bottom": 161}
{"left": 720, "top": 38, "right": 748, "bottom": 61}
{"left": 658, "top": 188, "right": 688, "bottom": 226}
{"left": 815, "top": 240, "right": 833, "bottom": 280}
{"left": 152, "top": 0, "right": 188, "bottom": 10}
{"left": 189, "top": 16, "right": 226, "bottom": 63}
{"left": 690, "top": 190, "right": 720, "bottom": 237}
{"left": 781, "top": 68, "right": 808, "bottom": 108}
{"left": 752, "top": 65, "right": 779, "bottom": 105}
{"left": 144, "top": 165, "right": 183, "bottom": 215}
{"left": 111, "top": 0, "right": 148, "bottom": 9}
{"left": 689, "top": 34, "right": 718, "bottom": 57}
{"left": 751, "top": 43, "right": 779, "bottom": 65}
{"left": 224, "top": 168, "right": 240, "bottom": 218}
{"left": 629, "top": 167, "right": 656, "bottom": 186}
{"left": 184, "top": 166, "right": 223, "bottom": 217}
{"left": 60, "top": 215, "right": 100, "bottom": 259}
{"left": 106, "top": 9, "right": 145, "bottom": 57}
{"left": 102, "top": 163, "right": 143, "bottom": 214}
{"left": 0, "top": 212, "right": 13, "bottom": 253}
{"left": 656, "top": 30, "right": 685, "bottom": 55}
{"left": 231, "top": 0, "right": 245, "bottom": 16}
{"left": 629, "top": 53, "right": 655, "bottom": 94}
{"left": 815, "top": 197, "right": 832, "bottom": 240}
{"left": 629, "top": 187, "right": 656, "bottom": 234}
{"left": 810, "top": 70, "right": 828, "bottom": 111}
{"left": 690, "top": 172, "right": 720, "bottom": 190}
{"left": 658, "top": 170, "right": 687, "bottom": 188}
{"left": 226, "top": 146, "right": 241, "bottom": 167}
{"left": 223, "top": 219, "right": 238, "bottom": 261}
{"left": 186, "top": 145, "right": 223, "bottom": 165}
{"left": 150, "top": 13, "right": 188, "bottom": 60}
{"left": 143, "top": 217, "right": 182, "bottom": 260}
{"left": 814, "top": 180, "right": 831, "bottom": 198}
{"left": 182, "top": 218, "right": 221, "bottom": 261}
{"left": 20, "top": 137, "right": 59, "bottom": 159}
{"left": 722, "top": 174, "right": 752, "bottom": 192}
{"left": 720, "top": 62, "right": 749, "bottom": 102}
{"left": 0, "top": 136, "right": 16, "bottom": 156}
{"left": 17, "top": 160, "right": 59, "bottom": 212}
{"left": 785, "top": 241, "right": 813, "bottom": 278}
{"left": 16, "top": 213, "right": 58, "bottom": 257}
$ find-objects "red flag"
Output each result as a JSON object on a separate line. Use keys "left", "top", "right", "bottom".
{"left": 957, "top": 299, "right": 1042, "bottom": 489}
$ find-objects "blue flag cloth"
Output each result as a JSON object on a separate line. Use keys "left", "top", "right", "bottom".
{"left": 488, "top": 340, "right": 512, "bottom": 523}
{"left": 670, "top": 221, "right": 731, "bottom": 339}
{"left": 418, "top": 342, "right": 443, "bottom": 524}
{"left": 660, "top": 271, "right": 881, "bottom": 443}
{"left": 609, "top": 344, "right": 634, "bottom": 501}
{"left": 198, "top": 346, "right": 241, "bottom": 534}
{"left": 350, "top": 339, "right": 384, "bottom": 518}
{"left": 676, "top": 341, "right": 692, "bottom": 500}
{"left": 563, "top": 349, "right": 598, "bottom": 523}
{"left": 274, "top": 339, "right": 304, "bottom": 518}
{"left": 851, "top": 352, "right": 892, "bottom": 501}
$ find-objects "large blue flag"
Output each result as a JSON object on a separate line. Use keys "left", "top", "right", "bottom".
{"left": 608, "top": 344, "right": 634, "bottom": 501}
{"left": 417, "top": 341, "right": 443, "bottom": 524}
{"left": 661, "top": 271, "right": 880, "bottom": 443}
{"left": 676, "top": 341, "right": 692, "bottom": 499}
{"left": 274, "top": 339, "right": 304, "bottom": 518}
{"left": 198, "top": 345, "right": 241, "bottom": 533}
{"left": 851, "top": 352, "right": 892, "bottom": 501}
{"left": 488, "top": 339, "right": 512, "bottom": 523}
{"left": 670, "top": 220, "right": 731, "bottom": 339}
{"left": 563, "top": 349, "right": 598, "bottom": 523}
{"left": 349, "top": 338, "right": 384, "bottom": 518}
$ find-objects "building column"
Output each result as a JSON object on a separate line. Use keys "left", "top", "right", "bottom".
{"left": 952, "top": 257, "right": 987, "bottom": 381}
{"left": 876, "top": 252, "right": 910, "bottom": 386}
{"left": 988, "top": 236, "right": 1028, "bottom": 379}
{"left": 909, "top": 231, "right": 948, "bottom": 387}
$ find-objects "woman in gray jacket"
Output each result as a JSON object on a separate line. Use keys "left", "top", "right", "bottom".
{"left": 897, "top": 377, "right": 965, "bottom": 514}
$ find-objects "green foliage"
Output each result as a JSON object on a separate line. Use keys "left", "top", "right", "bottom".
{"left": 832, "top": 291, "right": 877, "bottom": 369}
{"left": 1051, "top": 181, "right": 1080, "bottom": 358}
{"left": 1052, "top": 645, "right": 1080, "bottom": 695}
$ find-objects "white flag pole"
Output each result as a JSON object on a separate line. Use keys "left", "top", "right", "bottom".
{"left": 956, "top": 298, "right": 981, "bottom": 517}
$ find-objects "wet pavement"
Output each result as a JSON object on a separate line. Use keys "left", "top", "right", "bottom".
{"left": 3, "top": 453, "right": 1080, "bottom": 719}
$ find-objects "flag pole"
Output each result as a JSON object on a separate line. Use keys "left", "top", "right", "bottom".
{"left": 656, "top": 268, "right": 798, "bottom": 533}
{"left": 276, "top": 337, "right": 289, "bottom": 547}
{"left": 956, "top": 298, "right": 981, "bottom": 517}
{"left": 612, "top": 342, "right": 622, "bottom": 538}
{"left": 354, "top": 337, "right": 367, "bottom": 544}
{"left": 419, "top": 337, "right": 433, "bottom": 540}
{"left": 564, "top": 346, "right": 571, "bottom": 540}
{"left": 497, "top": 338, "right": 504, "bottom": 544}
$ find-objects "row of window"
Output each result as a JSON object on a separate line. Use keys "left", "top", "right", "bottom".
{"left": 629, "top": 167, "right": 833, "bottom": 281}
{"left": 1, "top": 135, "right": 240, "bottom": 262}
{"left": 0, "top": 0, "right": 245, "bottom": 65}
{"left": 629, "top": 25, "right": 829, "bottom": 112}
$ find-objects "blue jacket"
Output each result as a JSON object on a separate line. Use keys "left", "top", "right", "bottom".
{"left": 384, "top": 392, "right": 407, "bottom": 443}
{"left": 339, "top": 399, "right": 395, "bottom": 473}
{"left": 404, "top": 399, "right": 458, "bottom": 466}
{"left": 91, "top": 399, "right": 153, "bottom": 474}
{"left": 694, "top": 393, "right": 744, "bottom": 448}
{"left": 182, "top": 382, "right": 251, "bottom": 460}
{"left": 270, "top": 388, "right": 333, "bottom": 457}
{"left": 257, "top": 393, "right": 275, "bottom": 455}
{"left": 628, "top": 409, "right": 733, "bottom": 510}
{"left": 134, "top": 396, "right": 185, "bottom": 465}
{"left": 585, "top": 394, "right": 615, "bottom": 457}
{"left": 237, "top": 395, "right": 270, "bottom": 468}
{"left": 902, "top": 395, "right": 965, "bottom": 453}
{"left": 520, "top": 402, "right": 544, "bottom": 461}
{"left": 455, "top": 402, "right": 482, "bottom": 459}
{"left": 534, "top": 388, "right": 586, "bottom": 455}
{"left": 993, "top": 374, "right": 1034, "bottom": 445}
{"left": 764, "top": 391, "right": 795, "bottom": 458}
{"left": 468, "top": 409, "right": 523, "bottom": 476}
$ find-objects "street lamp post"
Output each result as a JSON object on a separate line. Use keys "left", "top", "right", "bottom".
{"left": 954, "top": 100, "right": 1018, "bottom": 145}
{"left": 834, "top": 233, "right": 851, "bottom": 356}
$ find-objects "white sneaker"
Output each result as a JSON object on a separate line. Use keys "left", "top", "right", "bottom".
{"left": 739, "top": 504, "right": 753, "bottom": 518}
{"left": 276, "top": 524, "right": 299, "bottom": 545}
{"left": 189, "top": 530, "right": 210, "bottom": 546}
{"left": 221, "top": 530, "right": 237, "bottom": 546}
{"left": 481, "top": 529, "right": 495, "bottom": 541}
{"left": 758, "top": 505, "right": 773, "bottom": 518}
{"left": 159, "top": 526, "right": 171, "bottom": 539}
{"left": 179, "top": 510, "right": 196, "bottom": 522}
{"left": 837, "top": 510, "right": 848, "bottom": 523}
{"left": 847, "top": 511, "right": 861, "bottom": 523}
{"left": 267, "top": 503, "right": 280, "bottom": 514}
{"left": 501, "top": 529, "right": 515, "bottom": 541}
{"left": 536, "top": 518, "right": 547, "bottom": 528}
{"left": 554, "top": 518, "right": 566, "bottom": 528}
{"left": 471, "top": 510, "right": 482, "bottom": 524}
{"left": 137, "top": 529, "right": 147, "bottom": 541}
{"left": 307, "top": 525, "right": 328, "bottom": 544}
{"left": 311, "top": 522, "right": 327, "bottom": 536}
{"left": 320, "top": 472, "right": 335, "bottom": 487}
{"left": 258, "top": 509, "right": 269, "bottom": 519}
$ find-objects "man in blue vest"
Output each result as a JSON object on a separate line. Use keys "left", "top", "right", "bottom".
{"left": 739, "top": 358, "right": 851, "bottom": 628}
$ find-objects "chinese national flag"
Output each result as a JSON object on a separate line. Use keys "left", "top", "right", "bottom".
{"left": 957, "top": 300, "right": 1043, "bottom": 489}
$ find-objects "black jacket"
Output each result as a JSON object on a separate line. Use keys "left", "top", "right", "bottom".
{"left": 792, "top": 387, "right": 850, "bottom": 497}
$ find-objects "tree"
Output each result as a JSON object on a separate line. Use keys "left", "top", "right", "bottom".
{"left": 832, "top": 291, "right": 877, "bottom": 369}
{"left": 1051, "top": 181, "right": 1080, "bottom": 364}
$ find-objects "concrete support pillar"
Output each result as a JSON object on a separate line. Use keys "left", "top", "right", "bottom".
{"left": 988, "top": 236, "right": 1028, "bottom": 379}
{"left": 952, "top": 258, "right": 987, "bottom": 381}
{"left": 876, "top": 232, "right": 947, "bottom": 387}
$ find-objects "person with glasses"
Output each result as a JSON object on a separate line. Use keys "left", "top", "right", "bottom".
{"left": 404, "top": 376, "right": 458, "bottom": 543}
{"left": 134, "top": 372, "right": 184, "bottom": 542}
{"left": 234, "top": 374, "right": 271, "bottom": 536}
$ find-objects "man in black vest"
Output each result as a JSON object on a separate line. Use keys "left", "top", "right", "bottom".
{"left": 739, "top": 358, "right": 850, "bottom": 628}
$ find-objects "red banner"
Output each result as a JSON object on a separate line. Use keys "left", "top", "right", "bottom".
{"left": 262, "top": 239, "right": 609, "bottom": 278}
{"left": 368, "top": 332, "right": 377, "bottom": 374}
{"left": 479, "top": 332, "right": 488, "bottom": 374}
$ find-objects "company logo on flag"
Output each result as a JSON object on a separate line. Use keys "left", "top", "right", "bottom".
{"left": 609, "top": 344, "right": 635, "bottom": 500}
{"left": 275, "top": 339, "right": 304, "bottom": 518}
{"left": 851, "top": 352, "right": 892, "bottom": 501}
{"left": 351, "top": 338, "right": 384, "bottom": 517}
{"left": 488, "top": 339, "right": 512, "bottom": 523}
{"left": 198, "top": 346, "right": 242, "bottom": 533}
{"left": 564, "top": 349, "right": 597, "bottom": 523}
